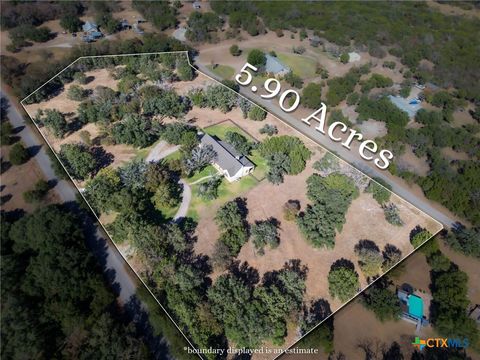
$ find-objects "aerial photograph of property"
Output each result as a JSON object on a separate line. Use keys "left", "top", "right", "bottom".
{"left": 1, "top": 1, "right": 479, "bottom": 360}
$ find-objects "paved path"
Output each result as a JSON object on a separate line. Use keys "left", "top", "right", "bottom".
{"left": 144, "top": 142, "right": 191, "bottom": 221}
{"left": 195, "top": 61, "right": 456, "bottom": 228}
{"left": 145, "top": 141, "right": 181, "bottom": 163}
{"left": 2, "top": 90, "right": 138, "bottom": 304}
{"left": 173, "top": 179, "right": 191, "bottom": 221}
{"left": 189, "top": 174, "right": 214, "bottom": 185}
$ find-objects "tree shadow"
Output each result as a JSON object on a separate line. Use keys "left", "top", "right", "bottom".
{"left": 91, "top": 146, "right": 114, "bottom": 174}
{"left": 354, "top": 239, "right": 380, "bottom": 253}
{"left": 0, "top": 194, "right": 12, "bottom": 206}
{"left": 0, "top": 159, "right": 11, "bottom": 174}
{"left": 228, "top": 260, "right": 259, "bottom": 287}
{"left": 27, "top": 144, "right": 42, "bottom": 157}
{"left": 330, "top": 258, "right": 356, "bottom": 272}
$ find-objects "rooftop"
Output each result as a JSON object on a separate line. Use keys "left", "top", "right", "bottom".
{"left": 200, "top": 134, "right": 253, "bottom": 177}
{"left": 265, "top": 54, "right": 290, "bottom": 74}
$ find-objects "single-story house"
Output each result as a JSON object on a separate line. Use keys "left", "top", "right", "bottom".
{"left": 200, "top": 133, "right": 254, "bottom": 182}
{"left": 193, "top": 1, "right": 201, "bottom": 9}
{"left": 120, "top": 19, "right": 131, "bottom": 30}
{"left": 133, "top": 23, "right": 144, "bottom": 35}
{"left": 265, "top": 54, "right": 290, "bottom": 77}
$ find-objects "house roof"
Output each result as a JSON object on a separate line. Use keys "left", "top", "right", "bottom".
{"left": 200, "top": 134, "right": 253, "bottom": 178}
{"left": 265, "top": 54, "right": 290, "bottom": 74}
{"left": 82, "top": 21, "right": 98, "bottom": 32}
{"left": 408, "top": 295, "right": 423, "bottom": 319}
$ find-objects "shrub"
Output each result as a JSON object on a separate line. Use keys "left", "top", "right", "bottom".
{"left": 248, "top": 106, "right": 267, "bottom": 121}
{"left": 302, "top": 83, "right": 323, "bottom": 109}
{"left": 259, "top": 124, "right": 277, "bottom": 136}
{"left": 383, "top": 203, "right": 404, "bottom": 226}
{"left": 23, "top": 179, "right": 49, "bottom": 203}
{"left": 229, "top": 44, "right": 241, "bottom": 56}
{"left": 247, "top": 49, "right": 266, "bottom": 67}
{"left": 328, "top": 260, "right": 359, "bottom": 302}
{"left": 340, "top": 53, "right": 349, "bottom": 64}
{"left": 67, "top": 85, "right": 88, "bottom": 101}
{"left": 9, "top": 143, "right": 29, "bottom": 165}
{"left": 283, "top": 200, "right": 300, "bottom": 221}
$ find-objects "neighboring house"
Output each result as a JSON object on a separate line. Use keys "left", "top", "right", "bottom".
{"left": 397, "top": 284, "right": 429, "bottom": 332}
{"left": 82, "top": 21, "right": 98, "bottom": 33}
{"left": 82, "top": 21, "right": 103, "bottom": 42}
{"left": 265, "top": 54, "right": 290, "bottom": 77}
{"left": 200, "top": 133, "right": 254, "bottom": 182}
{"left": 193, "top": 1, "right": 201, "bottom": 9}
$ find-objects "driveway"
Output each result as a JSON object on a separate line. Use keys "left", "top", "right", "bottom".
{"left": 144, "top": 142, "right": 191, "bottom": 221}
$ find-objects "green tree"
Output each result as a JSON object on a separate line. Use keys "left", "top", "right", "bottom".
{"left": 23, "top": 179, "right": 49, "bottom": 203}
{"left": 365, "top": 179, "right": 391, "bottom": 205}
{"left": 354, "top": 240, "right": 383, "bottom": 278}
{"left": 248, "top": 106, "right": 267, "bottom": 121}
{"left": 229, "top": 44, "right": 241, "bottom": 56}
{"left": 215, "top": 199, "right": 249, "bottom": 256}
{"left": 302, "top": 83, "right": 323, "bottom": 109}
{"left": 60, "top": 16, "right": 83, "bottom": 33}
{"left": 328, "top": 260, "right": 359, "bottom": 302}
{"left": 84, "top": 167, "right": 121, "bottom": 213}
{"left": 251, "top": 218, "right": 280, "bottom": 255}
{"left": 247, "top": 49, "right": 266, "bottom": 67}
{"left": 340, "top": 53, "right": 349, "bottom": 64}
{"left": 59, "top": 143, "right": 96, "bottom": 180}
{"left": 9, "top": 143, "right": 29, "bottom": 165}
{"left": 67, "top": 84, "right": 88, "bottom": 101}
{"left": 151, "top": 181, "right": 182, "bottom": 209}
{"left": 111, "top": 114, "right": 158, "bottom": 148}
{"left": 410, "top": 227, "right": 432, "bottom": 248}
{"left": 198, "top": 176, "right": 222, "bottom": 200}
{"left": 225, "top": 131, "right": 252, "bottom": 154}
{"left": 42, "top": 109, "right": 68, "bottom": 138}
{"left": 362, "top": 284, "right": 401, "bottom": 321}
{"left": 383, "top": 203, "right": 404, "bottom": 226}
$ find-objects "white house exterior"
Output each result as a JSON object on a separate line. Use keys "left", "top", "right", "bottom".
{"left": 200, "top": 133, "right": 254, "bottom": 182}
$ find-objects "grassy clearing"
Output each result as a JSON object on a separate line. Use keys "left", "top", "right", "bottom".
{"left": 206, "top": 64, "right": 235, "bottom": 80}
{"left": 188, "top": 175, "right": 258, "bottom": 221}
{"left": 156, "top": 202, "right": 180, "bottom": 220}
{"left": 187, "top": 164, "right": 218, "bottom": 184}
{"left": 164, "top": 150, "right": 183, "bottom": 163}
{"left": 204, "top": 122, "right": 252, "bottom": 141}
{"left": 277, "top": 52, "right": 317, "bottom": 78}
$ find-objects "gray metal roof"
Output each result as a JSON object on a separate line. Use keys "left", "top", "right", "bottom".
{"left": 265, "top": 54, "right": 290, "bottom": 74}
{"left": 201, "top": 134, "right": 253, "bottom": 177}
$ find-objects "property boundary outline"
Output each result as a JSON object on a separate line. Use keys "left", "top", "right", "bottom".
{"left": 19, "top": 50, "right": 444, "bottom": 360}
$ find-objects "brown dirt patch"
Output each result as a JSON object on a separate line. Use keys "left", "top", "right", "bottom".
{"left": 1, "top": 144, "right": 60, "bottom": 213}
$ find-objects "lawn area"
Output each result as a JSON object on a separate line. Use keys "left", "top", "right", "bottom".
{"left": 204, "top": 122, "right": 252, "bottom": 141}
{"left": 187, "top": 164, "right": 218, "bottom": 184}
{"left": 164, "top": 150, "right": 183, "bottom": 163}
{"left": 156, "top": 202, "right": 180, "bottom": 220}
{"left": 277, "top": 52, "right": 317, "bottom": 78}
{"left": 188, "top": 175, "right": 258, "bottom": 221}
{"left": 206, "top": 64, "right": 235, "bottom": 80}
